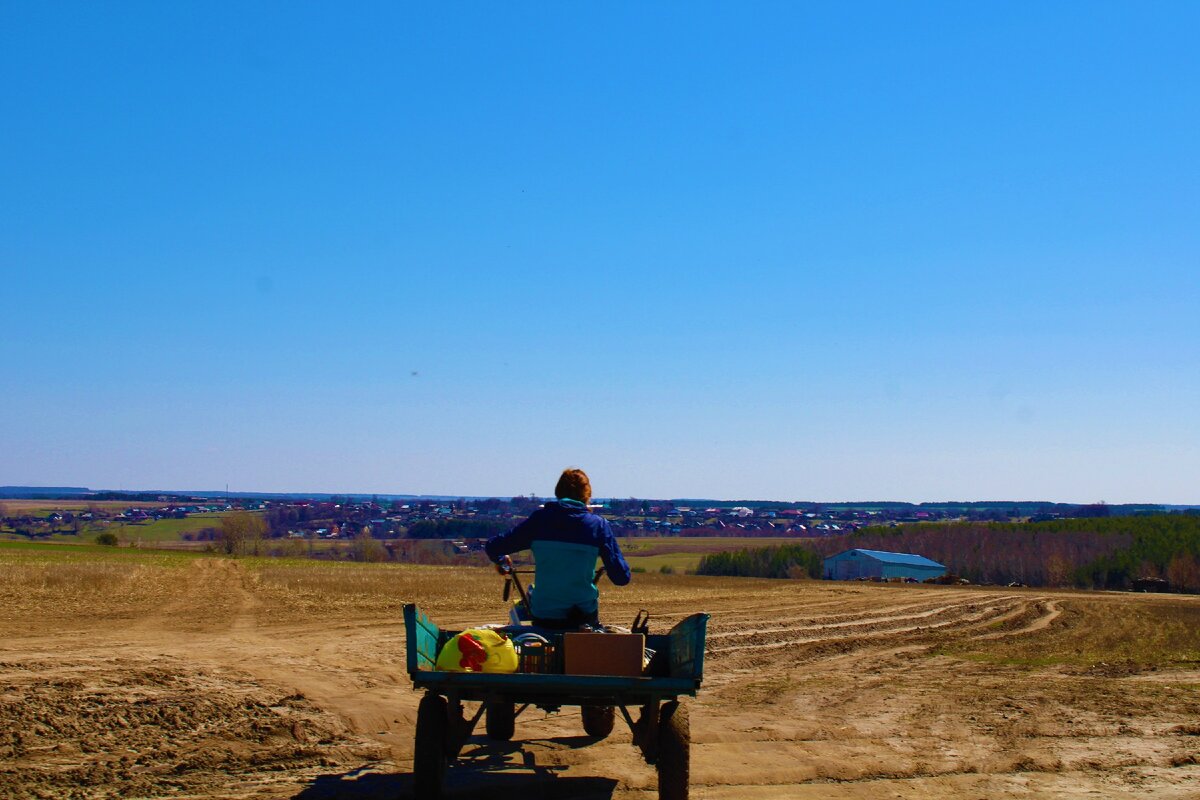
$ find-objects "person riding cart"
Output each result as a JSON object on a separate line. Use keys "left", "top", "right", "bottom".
{"left": 485, "top": 468, "right": 631, "bottom": 627}
{"left": 407, "top": 468, "right": 704, "bottom": 799}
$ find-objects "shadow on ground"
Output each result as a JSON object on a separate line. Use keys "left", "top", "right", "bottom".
{"left": 293, "top": 736, "right": 618, "bottom": 799}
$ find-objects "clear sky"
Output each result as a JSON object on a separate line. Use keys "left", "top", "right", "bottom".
{"left": 2, "top": 2, "right": 1197, "bottom": 503}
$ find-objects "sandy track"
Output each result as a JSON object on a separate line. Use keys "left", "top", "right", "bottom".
{"left": 971, "top": 599, "right": 1062, "bottom": 640}
{"left": 1, "top": 559, "right": 1198, "bottom": 799}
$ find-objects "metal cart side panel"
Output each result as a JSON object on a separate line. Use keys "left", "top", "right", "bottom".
{"left": 405, "top": 604, "right": 445, "bottom": 674}
{"left": 403, "top": 603, "right": 708, "bottom": 695}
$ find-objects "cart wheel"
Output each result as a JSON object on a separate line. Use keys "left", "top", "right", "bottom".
{"left": 484, "top": 701, "right": 515, "bottom": 741}
{"left": 656, "top": 701, "right": 690, "bottom": 800}
{"left": 414, "top": 693, "right": 447, "bottom": 799}
{"left": 581, "top": 704, "right": 615, "bottom": 739}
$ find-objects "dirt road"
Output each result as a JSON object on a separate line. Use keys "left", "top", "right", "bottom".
{"left": 1, "top": 555, "right": 1198, "bottom": 798}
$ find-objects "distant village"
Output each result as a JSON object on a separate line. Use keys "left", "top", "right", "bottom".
{"left": 0, "top": 493, "right": 1143, "bottom": 542}
{"left": 3, "top": 491, "right": 1197, "bottom": 593}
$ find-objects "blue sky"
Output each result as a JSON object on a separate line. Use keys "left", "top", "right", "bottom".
{"left": 2, "top": 2, "right": 1197, "bottom": 502}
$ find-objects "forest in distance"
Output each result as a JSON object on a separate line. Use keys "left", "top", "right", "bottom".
{"left": 697, "top": 514, "right": 1200, "bottom": 593}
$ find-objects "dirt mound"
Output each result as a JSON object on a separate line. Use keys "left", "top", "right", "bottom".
{"left": 0, "top": 656, "right": 381, "bottom": 800}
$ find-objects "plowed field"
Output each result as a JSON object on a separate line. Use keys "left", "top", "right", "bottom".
{"left": 1, "top": 549, "right": 1198, "bottom": 798}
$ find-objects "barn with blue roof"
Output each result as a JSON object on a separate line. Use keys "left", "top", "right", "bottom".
{"left": 823, "top": 549, "right": 947, "bottom": 581}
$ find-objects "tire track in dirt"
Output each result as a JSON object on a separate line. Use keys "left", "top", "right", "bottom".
{"left": 648, "top": 587, "right": 984, "bottom": 618}
{"left": 648, "top": 593, "right": 978, "bottom": 627}
{"left": 642, "top": 589, "right": 997, "bottom": 643}
{"left": 970, "top": 599, "right": 1061, "bottom": 640}
{"left": 123, "top": 557, "right": 261, "bottom": 637}
{"left": 687, "top": 592, "right": 1200, "bottom": 800}
{"left": 706, "top": 597, "right": 1023, "bottom": 640}
{"left": 709, "top": 599, "right": 1026, "bottom": 657}
{"left": 660, "top": 597, "right": 870, "bottom": 620}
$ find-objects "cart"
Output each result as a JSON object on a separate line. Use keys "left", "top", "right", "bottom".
{"left": 403, "top": 603, "right": 708, "bottom": 799}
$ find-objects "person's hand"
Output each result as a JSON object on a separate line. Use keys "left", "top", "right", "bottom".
{"left": 495, "top": 555, "right": 513, "bottom": 575}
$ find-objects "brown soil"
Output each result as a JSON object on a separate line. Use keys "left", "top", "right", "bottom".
{"left": 1, "top": 555, "right": 1198, "bottom": 798}
{"left": 0, "top": 500, "right": 169, "bottom": 514}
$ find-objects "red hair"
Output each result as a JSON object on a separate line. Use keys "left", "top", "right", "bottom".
{"left": 554, "top": 468, "right": 592, "bottom": 504}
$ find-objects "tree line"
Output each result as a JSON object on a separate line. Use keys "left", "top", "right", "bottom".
{"left": 695, "top": 514, "right": 1200, "bottom": 591}
{"left": 697, "top": 543, "right": 823, "bottom": 580}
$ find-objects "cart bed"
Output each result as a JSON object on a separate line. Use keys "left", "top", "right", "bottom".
{"left": 403, "top": 603, "right": 707, "bottom": 706}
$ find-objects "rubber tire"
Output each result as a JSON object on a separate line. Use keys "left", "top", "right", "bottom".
{"left": 656, "top": 701, "right": 690, "bottom": 800}
{"left": 414, "top": 694, "right": 447, "bottom": 800}
{"left": 581, "top": 704, "right": 615, "bottom": 739}
{"left": 485, "top": 701, "right": 515, "bottom": 741}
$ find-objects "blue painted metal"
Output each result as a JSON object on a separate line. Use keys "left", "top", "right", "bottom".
{"left": 668, "top": 612, "right": 707, "bottom": 682}
{"left": 405, "top": 605, "right": 445, "bottom": 674}
{"left": 842, "top": 549, "right": 945, "bottom": 568}
{"left": 823, "top": 549, "right": 947, "bottom": 580}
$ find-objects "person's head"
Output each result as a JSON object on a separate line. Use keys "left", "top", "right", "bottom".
{"left": 555, "top": 468, "right": 592, "bottom": 505}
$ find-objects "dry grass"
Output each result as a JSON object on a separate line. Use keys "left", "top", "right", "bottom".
{"left": 251, "top": 562, "right": 480, "bottom": 622}
{"left": 248, "top": 560, "right": 735, "bottom": 628}
{"left": 0, "top": 499, "right": 169, "bottom": 515}
{"left": 619, "top": 536, "right": 814, "bottom": 557}
{"left": 0, "top": 549, "right": 193, "bottom": 633}
{"left": 942, "top": 595, "right": 1200, "bottom": 670}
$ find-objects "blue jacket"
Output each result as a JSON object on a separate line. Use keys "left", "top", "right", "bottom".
{"left": 486, "top": 500, "right": 631, "bottom": 620}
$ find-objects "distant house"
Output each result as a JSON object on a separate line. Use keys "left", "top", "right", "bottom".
{"left": 823, "top": 549, "right": 947, "bottom": 581}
